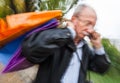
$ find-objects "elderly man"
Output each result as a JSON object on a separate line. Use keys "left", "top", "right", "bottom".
{"left": 21, "top": 4, "right": 110, "bottom": 83}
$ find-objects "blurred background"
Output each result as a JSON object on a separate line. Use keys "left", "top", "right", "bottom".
{"left": 0, "top": 0, "right": 120, "bottom": 83}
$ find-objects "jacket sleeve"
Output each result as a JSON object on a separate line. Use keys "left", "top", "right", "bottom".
{"left": 21, "top": 28, "right": 74, "bottom": 64}
{"left": 88, "top": 45, "right": 111, "bottom": 74}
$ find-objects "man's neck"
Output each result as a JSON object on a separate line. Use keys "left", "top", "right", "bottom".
{"left": 74, "top": 36, "right": 82, "bottom": 45}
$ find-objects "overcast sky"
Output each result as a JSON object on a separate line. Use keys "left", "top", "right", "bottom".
{"left": 65, "top": 0, "right": 120, "bottom": 39}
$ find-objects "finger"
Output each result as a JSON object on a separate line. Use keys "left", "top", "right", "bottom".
{"left": 82, "top": 31, "right": 89, "bottom": 36}
{"left": 94, "top": 32, "right": 100, "bottom": 38}
{"left": 91, "top": 32, "right": 100, "bottom": 39}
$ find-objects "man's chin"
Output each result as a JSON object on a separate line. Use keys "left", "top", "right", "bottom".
{"left": 79, "top": 36, "right": 85, "bottom": 39}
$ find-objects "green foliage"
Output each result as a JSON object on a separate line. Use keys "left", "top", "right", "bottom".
{"left": 89, "top": 38, "right": 120, "bottom": 83}
{"left": 0, "top": 0, "right": 14, "bottom": 18}
{"left": 25, "top": 0, "right": 37, "bottom": 12}
{"left": 39, "top": 0, "right": 78, "bottom": 14}
{"left": 102, "top": 38, "right": 120, "bottom": 72}
{"left": 11, "top": 0, "right": 26, "bottom": 13}
{"left": 0, "top": 0, "right": 78, "bottom": 18}
{"left": 25, "top": 0, "right": 78, "bottom": 14}
{"left": 0, "top": 0, "right": 26, "bottom": 18}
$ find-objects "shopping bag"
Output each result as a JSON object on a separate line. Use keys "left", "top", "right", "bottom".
{"left": 0, "top": 10, "right": 62, "bottom": 46}
{"left": 0, "top": 35, "right": 24, "bottom": 65}
{"left": 1, "top": 18, "right": 59, "bottom": 73}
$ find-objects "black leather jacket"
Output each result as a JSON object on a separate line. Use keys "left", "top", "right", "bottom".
{"left": 21, "top": 28, "right": 110, "bottom": 83}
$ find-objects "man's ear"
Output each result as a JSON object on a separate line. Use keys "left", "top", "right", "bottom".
{"left": 71, "top": 16, "right": 77, "bottom": 26}
{"left": 71, "top": 16, "right": 75, "bottom": 21}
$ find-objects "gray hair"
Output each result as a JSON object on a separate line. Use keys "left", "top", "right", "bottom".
{"left": 73, "top": 4, "right": 96, "bottom": 17}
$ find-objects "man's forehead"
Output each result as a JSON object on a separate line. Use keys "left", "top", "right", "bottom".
{"left": 79, "top": 14, "right": 96, "bottom": 19}
{"left": 78, "top": 14, "right": 97, "bottom": 25}
{"left": 78, "top": 14, "right": 97, "bottom": 22}
{"left": 78, "top": 11, "right": 97, "bottom": 22}
{"left": 79, "top": 7, "right": 97, "bottom": 18}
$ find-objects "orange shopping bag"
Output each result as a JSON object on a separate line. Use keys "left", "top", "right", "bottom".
{"left": 0, "top": 10, "right": 62, "bottom": 47}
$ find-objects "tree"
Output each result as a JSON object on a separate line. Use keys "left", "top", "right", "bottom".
{"left": 89, "top": 38, "right": 120, "bottom": 83}
{"left": 0, "top": 0, "right": 78, "bottom": 18}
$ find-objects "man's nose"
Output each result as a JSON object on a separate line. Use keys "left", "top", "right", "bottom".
{"left": 86, "top": 28, "right": 95, "bottom": 34}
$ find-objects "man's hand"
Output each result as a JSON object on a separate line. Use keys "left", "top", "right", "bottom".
{"left": 89, "top": 32, "right": 102, "bottom": 49}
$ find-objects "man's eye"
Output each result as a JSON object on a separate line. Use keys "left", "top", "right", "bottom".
{"left": 87, "top": 23, "right": 91, "bottom": 25}
{"left": 85, "top": 22, "right": 91, "bottom": 26}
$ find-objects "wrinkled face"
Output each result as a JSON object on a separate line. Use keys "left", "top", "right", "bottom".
{"left": 72, "top": 7, "right": 97, "bottom": 40}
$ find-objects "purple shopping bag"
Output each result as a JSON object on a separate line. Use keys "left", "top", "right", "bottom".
{"left": 2, "top": 18, "right": 59, "bottom": 73}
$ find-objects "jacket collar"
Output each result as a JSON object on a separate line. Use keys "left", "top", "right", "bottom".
{"left": 77, "top": 39, "right": 87, "bottom": 49}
